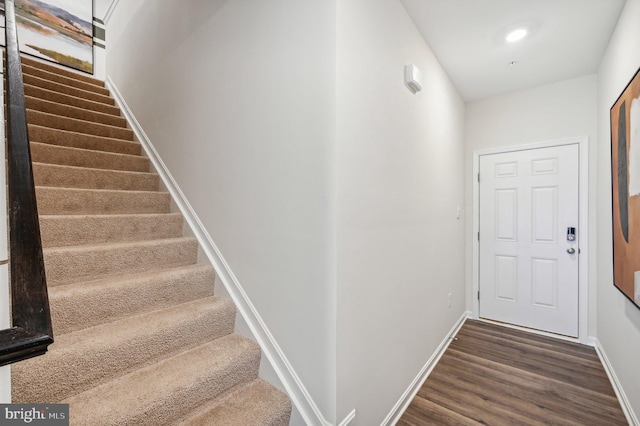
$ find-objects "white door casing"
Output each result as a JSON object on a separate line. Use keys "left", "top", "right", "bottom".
{"left": 478, "top": 144, "right": 580, "bottom": 337}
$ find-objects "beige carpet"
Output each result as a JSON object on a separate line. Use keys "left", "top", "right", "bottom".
{"left": 9, "top": 55, "right": 291, "bottom": 426}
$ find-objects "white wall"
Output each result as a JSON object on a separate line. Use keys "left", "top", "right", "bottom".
{"left": 336, "top": 0, "right": 466, "bottom": 424}
{"left": 105, "top": 1, "right": 336, "bottom": 423}
{"left": 597, "top": 0, "right": 640, "bottom": 419}
{"left": 464, "top": 75, "right": 599, "bottom": 335}
{"left": 103, "top": 1, "right": 487, "bottom": 424}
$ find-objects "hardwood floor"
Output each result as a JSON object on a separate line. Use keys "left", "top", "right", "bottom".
{"left": 399, "top": 320, "right": 628, "bottom": 425}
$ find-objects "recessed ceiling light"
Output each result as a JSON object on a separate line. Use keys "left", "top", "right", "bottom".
{"left": 506, "top": 28, "right": 528, "bottom": 43}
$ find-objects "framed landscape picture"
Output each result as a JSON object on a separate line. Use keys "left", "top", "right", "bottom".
{"left": 1, "top": 0, "right": 93, "bottom": 74}
{"left": 610, "top": 65, "right": 640, "bottom": 308}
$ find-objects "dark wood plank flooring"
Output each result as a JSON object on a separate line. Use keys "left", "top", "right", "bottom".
{"left": 399, "top": 320, "right": 628, "bottom": 425}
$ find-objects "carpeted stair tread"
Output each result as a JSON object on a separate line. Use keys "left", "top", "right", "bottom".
{"left": 43, "top": 237, "right": 198, "bottom": 286}
{"left": 31, "top": 142, "right": 149, "bottom": 172}
{"left": 29, "top": 125, "right": 141, "bottom": 155}
{"left": 8, "top": 54, "right": 291, "bottom": 425}
{"left": 63, "top": 334, "right": 260, "bottom": 426}
{"left": 12, "top": 296, "right": 236, "bottom": 403}
{"left": 23, "top": 73, "right": 115, "bottom": 105}
{"left": 27, "top": 109, "right": 134, "bottom": 140}
{"left": 20, "top": 62, "right": 111, "bottom": 96}
{"left": 36, "top": 187, "right": 170, "bottom": 215}
{"left": 49, "top": 264, "right": 215, "bottom": 334}
{"left": 40, "top": 213, "right": 183, "bottom": 247}
{"left": 25, "top": 84, "right": 121, "bottom": 116}
{"left": 26, "top": 95, "right": 127, "bottom": 127}
{"left": 178, "top": 379, "right": 292, "bottom": 426}
{"left": 33, "top": 163, "right": 159, "bottom": 191}
{"left": 20, "top": 54, "right": 106, "bottom": 87}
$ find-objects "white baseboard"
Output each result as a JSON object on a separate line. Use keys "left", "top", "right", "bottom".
{"left": 592, "top": 338, "right": 639, "bottom": 426}
{"left": 382, "top": 311, "right": 471, "bottom": 425}
{"left": 106, "top": 77, "right": 340, "bottom": 426}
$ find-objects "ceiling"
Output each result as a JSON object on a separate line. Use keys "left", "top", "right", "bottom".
{"left": 400, "top": 0, "right": 627, "bottom": 101}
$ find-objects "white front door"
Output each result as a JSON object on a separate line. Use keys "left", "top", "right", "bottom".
{"left": 478, "top": 144, "right": 579, "bottom": 337}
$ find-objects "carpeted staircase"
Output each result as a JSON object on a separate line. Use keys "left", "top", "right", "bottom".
{"left": 8, "top": 55, "right": 291, "bottom": 425}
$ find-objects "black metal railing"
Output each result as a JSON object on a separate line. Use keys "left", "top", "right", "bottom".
{"left": 0, "top": 0, "right": 53, "bottom": 366}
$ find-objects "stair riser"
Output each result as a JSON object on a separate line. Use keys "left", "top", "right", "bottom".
{"left": 21, "top": 64, "right": 111, "bottom": 96}
{"left": 31, "top": 142, "right": 149, "bottom": 172}
{"left": 24, "top": 74, "right": 114, "bottom": 105}
{"left": 29, "top": 125, "right": 142, "bottom": 156}
{"left": 43, "top": 238, "right": 197, "bottom": 285}
{"left": 25, "top": 84, "right": 121, "bottom": 116}
{"left": 26, "top": 96, "right": 127, "bottom": 127}
{"left": 36, "top": 187, "right": 170, "bottom": 216}
{"left": 12, "top": 298, "right": 236, "bottom": 403}
{"left": 40, "top": 214, "right": 183, "bottom": 248}
{"left": 63, "top": 337, "right": 260, "bottom": 425}
{"left": 33, "top": 163, "right": 159, "bottom": 192}
{"left": 27, "top": 109, "right": 134, "bottom": 140}
{"left": 50, "top": 266, "right": 215, "bottom": 334}
{"left": 20, "top": 55, "right": 106, "bottom": 87}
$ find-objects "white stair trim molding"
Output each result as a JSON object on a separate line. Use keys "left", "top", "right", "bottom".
{"left": 337, "top": 409, "right": 356, "bottom": 426}
{"left": 592, "top": 337, "right": 639, "bottom": 426}
{"left": 106, "top": 77, "right": 339, "bottom": 426}
{"left": 103, "top": 0, "right": 121, "bottom": 24}
{"left": 382, "top": 311, "right": 470, "bottom": 425}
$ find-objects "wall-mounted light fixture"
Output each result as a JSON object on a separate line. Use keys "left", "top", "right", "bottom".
{"left": 404, "top": 64, "right": 423, "bottom": 93}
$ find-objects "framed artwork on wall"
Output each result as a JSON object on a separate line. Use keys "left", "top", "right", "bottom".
{"left": 0, "top": 0, "right": 93, "bottom": 74}
{"left": 610, "top": 65, "right": 640, "bottom": 309}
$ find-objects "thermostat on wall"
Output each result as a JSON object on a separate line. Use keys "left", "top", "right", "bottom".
{"left": 404, "top": 64, "right": 423, "bottom": 93}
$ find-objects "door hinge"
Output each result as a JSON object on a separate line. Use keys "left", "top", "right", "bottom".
{"left": 477, "top": 291, "right": 480, "bottom": 301}
{"left": 477, "top": 173, "right": 480, "bottom": 182}
{"left": 477, "top": 231, "right": 480, "bottom": 241}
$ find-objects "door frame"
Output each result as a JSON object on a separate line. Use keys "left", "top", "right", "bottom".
{"left": 472, "top": 136, "right": 589, "bottom": 343}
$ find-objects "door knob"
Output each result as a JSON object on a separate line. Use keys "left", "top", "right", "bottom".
{"left": 567, "top": 248, "right": 576, "bottom": 254}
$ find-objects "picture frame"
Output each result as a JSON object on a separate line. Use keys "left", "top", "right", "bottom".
{"left": 610, "top": 65, "right": 640, "bottom": 308}
{"left": 0, "top": 0, "right": 93, "bottom": 74}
